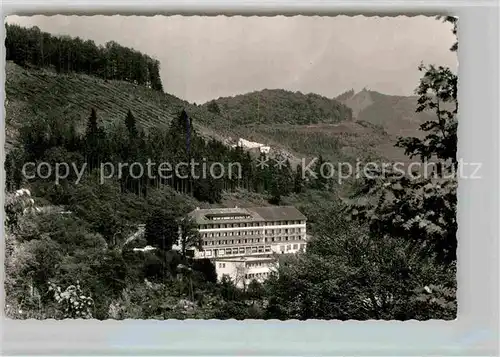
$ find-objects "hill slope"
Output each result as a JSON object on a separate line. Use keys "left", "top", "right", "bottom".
{"left": 4, "top": 61, "right": 235, "bottom": 151}
{"left": 5, "top": 62, "right": 426, "bottom": 165}
{"left": 4, "top": 62, "right": 314, "bottom": 162}
{"left": 203, "top": 89, "right": 353, "bottom": 125}
{"left": 336, "top": 88, "right": 433, "bottom": 138}
{"left": 207, "top": 88, "right": 432, "bottom": 163}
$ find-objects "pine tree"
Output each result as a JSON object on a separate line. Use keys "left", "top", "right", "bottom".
{"left": 85, "top": 108, "right": 98, "bottom": 137}
{"left": 85, "top": 108, "right": 100, "bottom": 171}
{"left": 293, "top": 164, "right": 304, "bottom": 194}
{"left": 269, "top": 157, "right": 293, "bottom": 204}
{"left": 125, "top": 109, "right": 138, "bottom": 139}
{"left": 312, "top": 155, "right": 328, "bottom": 190}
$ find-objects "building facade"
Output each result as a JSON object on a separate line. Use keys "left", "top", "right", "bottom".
{"left": 188, "top": 206, "right": 307, "bottom": 287}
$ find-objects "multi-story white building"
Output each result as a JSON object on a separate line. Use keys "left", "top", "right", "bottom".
{"left": 188, "top": 206, "right": 307, "bottom": 288}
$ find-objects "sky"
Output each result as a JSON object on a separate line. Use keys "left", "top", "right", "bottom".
{"left": 6, "top": 15, "right": 457, "bottom": 104}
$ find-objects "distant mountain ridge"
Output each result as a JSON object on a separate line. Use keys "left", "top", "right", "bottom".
{"left": 335, "top": 88, "right": 433, "bottom": 137}
{"left": 206, "top": 87, "right": 433, "bottom": 139}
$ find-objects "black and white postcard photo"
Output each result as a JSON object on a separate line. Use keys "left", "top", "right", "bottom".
{"left": 4, "top": 15, "right": 459, "bottom": 320}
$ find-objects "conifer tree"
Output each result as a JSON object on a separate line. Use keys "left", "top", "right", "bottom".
{"left": 293, "top": 164, "right": 304, "bottom": 194}
{"left": 6, "top": 24, "right": 165, "bottom": 91}
{"left": 85, "top": 108, "right": 98, "bottom": 137}
{"left": 125, "top": 109, "right": 138, "bottom": 139}
{"left": 85, "top": 108, "right": 100, "bottom": 171}
{"left": 312, "top": 155, "right": 328, "bottom": 190}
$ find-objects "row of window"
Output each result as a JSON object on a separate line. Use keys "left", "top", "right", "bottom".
{"left": 265, "top": 228, "right": 303, "bottom": 234}
{"left": 267, "top": 220, "right": 305, "bottom": 226}
{"left": 203, "top": 238, "right": 263, "bottom": 245}
{"left": 217, "top": 261, "right": 269, "bottom": 269}
{"left": 202, "top": 235, "right": 305, "bottom": 246}
{"left": 280, "top": 243, "right": 305, "bottom": 252}
{"left": 207, "top": 215, "right": 251, "bottom": 221}
{"left": 202, "top": 227, "right": 304, "bottom": 238}
{"left": 203, "top": 246, "right": 272, "bottom": 257}
{"left": 200, "top": 220, "right": 305, "bottom": 230}
{"left": 247, "top": 261, "right": 268, "bottom": 268}
{"left": 245, "top": 272, "right": 271, "bottom": 280}
{"left": 267, "top": 236, "right": 305, "bottom": 242}
{"left": 203, "top": 230, "right": 261, "bottom": 238}
{"left": 200, "top": 243, "right": 306, "bottom": 258}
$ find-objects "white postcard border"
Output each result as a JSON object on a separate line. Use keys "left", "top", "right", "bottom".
{"left": 1, "top": 0, "right": 498, "bottom": 356}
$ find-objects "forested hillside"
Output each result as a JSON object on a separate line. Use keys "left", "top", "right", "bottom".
{"left": 5, "top": 24, "right": 163, "bottom": 90}
{"left": 4, "top": 24, "right": 428, "bottom": 164}
{"left": 5, "top": 61, "right": 183, "bottom": 149}
{"left": 4, "top": 59, "right": 405, "bottom": 167}
{"left": 4, "top": 24, "right": 436, "bottom": 162}
{"left": 204, "top": 89, "right": 353, "bottom": 125}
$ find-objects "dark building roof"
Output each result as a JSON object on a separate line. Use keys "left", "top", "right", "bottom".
{"left": 188, "top": 205, "right": 306, "bottom": 225}
{"left": 248, "top": 206, "right": 306, "bottom": 222}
